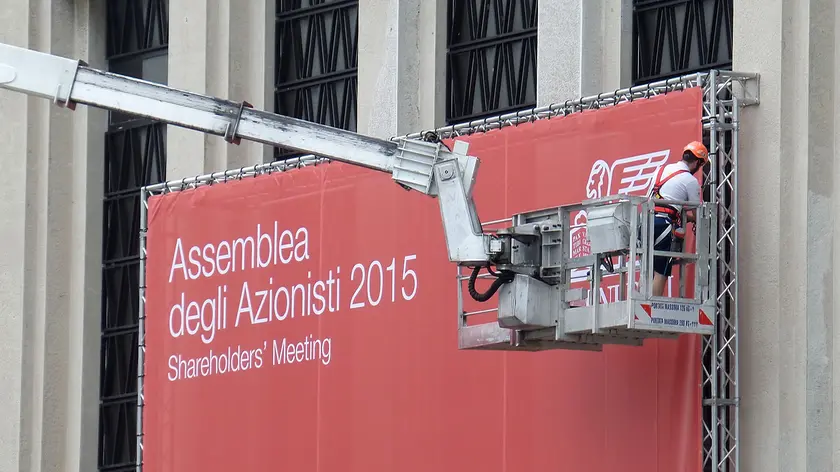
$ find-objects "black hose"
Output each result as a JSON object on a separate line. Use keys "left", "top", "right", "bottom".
{"left": 467, "top": 265, "right": 514, "bottom": 302}
{"left": 421, "top": 130, "right": 452, "bottom": 152}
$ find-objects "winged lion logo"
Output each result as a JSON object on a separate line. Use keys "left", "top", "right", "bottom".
{"left": 585, "top": 150, "right": 671, "bottom": 200}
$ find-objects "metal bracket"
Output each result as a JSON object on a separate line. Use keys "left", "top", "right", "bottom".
{"left": 224, "top": 100, "right": 253, "bottom": 145}
{"left": 392, "top": 138, "right": 440, "bottom": 194}
{"left": 432, "top": 159, "right": 489, "bottom": 265}
{"left": 53, "top": 59, "right": 86, "bottom": 111}
{"left": 717, "top": 71, "right": 761, "bottom": 107}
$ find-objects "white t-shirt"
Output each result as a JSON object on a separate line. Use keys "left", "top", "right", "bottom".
{"left": 653, "top": 161, "right": 701, "bottom": 212}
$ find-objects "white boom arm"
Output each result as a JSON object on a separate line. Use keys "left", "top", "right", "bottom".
{"left": 0, "top": 43, "right": 494, "bottom": 266}
{"left": 0, "top": 44, "right": 722, "bottom": 352}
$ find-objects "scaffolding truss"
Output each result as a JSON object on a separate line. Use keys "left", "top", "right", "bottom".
{"left": 138, "top": 69, "right": 758, "bottom": 472}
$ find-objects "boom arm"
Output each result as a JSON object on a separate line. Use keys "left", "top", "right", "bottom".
{"left": 0, "top": 44, "right": 722, "bottom": 353}
{"left": 0, "top": 43, "right": 494, "bottom": 266}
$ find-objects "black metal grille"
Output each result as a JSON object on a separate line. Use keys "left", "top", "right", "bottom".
{"left": 632, "top": 0, "right": 733, "bottom": 85}
{"left": 445, "top": 0, "right": 537, "bottom": 125}
{"left": 101, "top": 1, "right": 168, "bottom": 471}
{"left": 275, "top": 0, "right": 359, "bottom": 160}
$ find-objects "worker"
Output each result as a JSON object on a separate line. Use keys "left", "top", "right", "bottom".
{"left": 648, "top": 141, "right": 708, "bottom": 297}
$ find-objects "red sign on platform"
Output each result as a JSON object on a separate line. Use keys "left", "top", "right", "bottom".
{"left": 143, "top": 87, "right": 704, "bottom": 472}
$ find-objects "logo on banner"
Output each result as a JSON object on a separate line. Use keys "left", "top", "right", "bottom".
{"left": 585, "top": 150, "right": 671, "bottom": 200}
{"left": 570, "top": 150, "right": 671, "bottom": 263}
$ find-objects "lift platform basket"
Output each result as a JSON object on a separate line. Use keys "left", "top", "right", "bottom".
{"left": 457, "top": 194, "right": 717, "bottom": 351}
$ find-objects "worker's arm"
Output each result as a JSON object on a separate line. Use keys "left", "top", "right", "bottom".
{"left": 686, "top": 210, "right": 696, "bottom": 223}
{"left": 685, "top": 178, "right": 702, "bottom": 224}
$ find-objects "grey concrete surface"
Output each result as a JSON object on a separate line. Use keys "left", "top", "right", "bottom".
{"left": 734, "top": 0, "right": 840, "bottom": 470}
{"left": 0, "top": 1, "right": 103, "bottom": 471}
{"left": 358, "top": 0, "right": 445, "bottom": 138}
{"left": 537, "top": 0, "right": 632, "bottom": 105}
{"left": 167, "top": 0, "right": 274, "bottom": 179}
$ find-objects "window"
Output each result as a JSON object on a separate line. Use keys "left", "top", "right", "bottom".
{"left": 100, "top": 1, "right": 168, "bottom": 471}
{"left": 274, "top": 0, "right": 359, "bottom": 160}
{"left": 632, "top": 0, "right": 733, "bottom": 85}
{"left": 446, "top": 0, "right": 538, "bottom": 125}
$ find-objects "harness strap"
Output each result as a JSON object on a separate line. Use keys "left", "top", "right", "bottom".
{"left": 650, "top": 168, "right": 690, "bottom": 219}
{"left": 654, "top": 222, "right": 672, "bottom": 246}
{"left": 651, "top": 168, "right": 689, "bottom": 197}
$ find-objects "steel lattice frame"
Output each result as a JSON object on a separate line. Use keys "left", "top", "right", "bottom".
{"left": 445, "top": 0, "right": 538, "bottom": 124}
{"left": 274, "top": 0, "right": 359, "bottom": 161}
{"left": 137, "top": 69, "right": 758, "bottom": 472}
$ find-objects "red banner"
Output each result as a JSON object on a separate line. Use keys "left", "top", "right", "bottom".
{"left": 144, "top": 87, "right": 704, "bottom": 472}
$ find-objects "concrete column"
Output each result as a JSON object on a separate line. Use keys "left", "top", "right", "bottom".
{"left": 417, "top": 0, "right": 448, "bottom": 131}
{"left": 167, "top": 0, "right": 275, "bottom": 180}
{"left": 536, "top": 0, "right": 581, "bottom": 104}
{"left": 600, "top": 0, "right": 633, "bottom": 92}
{"left": 734, "top": 0, "right": 840, "bottom": 470}
{"left": 358, "top": 0, "right": 446, "bottom": 138}
{"left": 0, "top": 1, "right": 105, "bottom": 471}
{"left": 538, "top": 0, "right": 632, "bottom": 104}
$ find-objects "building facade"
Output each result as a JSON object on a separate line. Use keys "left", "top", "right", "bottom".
{"left": 0, "top": 0, "right": 836, "bottom": 471}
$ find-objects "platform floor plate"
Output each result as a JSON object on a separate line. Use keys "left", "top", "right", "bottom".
{"left": 459, "top": 322, "right": 603, "bottom": 351}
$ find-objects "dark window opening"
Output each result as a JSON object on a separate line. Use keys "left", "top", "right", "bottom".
{"left": 100, "top": 1, "right": 169, "bottom": 471}
{"left": 275, "top": 0, "right": 359, "bottom": 161}
{"left": 446, "top": 0, "right": 538, "bottom": 125}
{"left": 632, "top": 0, "right": 733, "bottom": 85}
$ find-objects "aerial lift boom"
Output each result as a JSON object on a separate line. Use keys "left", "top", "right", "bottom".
{"left": 0, "top": 42, "right": 495, "bottom": 267}
{"left": 0, "top": 43, "right": 718, "bottom": 352}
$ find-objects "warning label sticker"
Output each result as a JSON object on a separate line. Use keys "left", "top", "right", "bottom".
{"left": 635, "top": 301, "right": 713, "bottom": 331}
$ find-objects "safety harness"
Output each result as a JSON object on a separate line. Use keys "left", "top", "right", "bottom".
{"left": 649, "top": 167, "right": 689, "bottom": 226}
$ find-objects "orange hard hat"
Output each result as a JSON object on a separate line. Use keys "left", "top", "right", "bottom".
{"left": 684, "top": 141, "right": 709, "bottom": 163}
